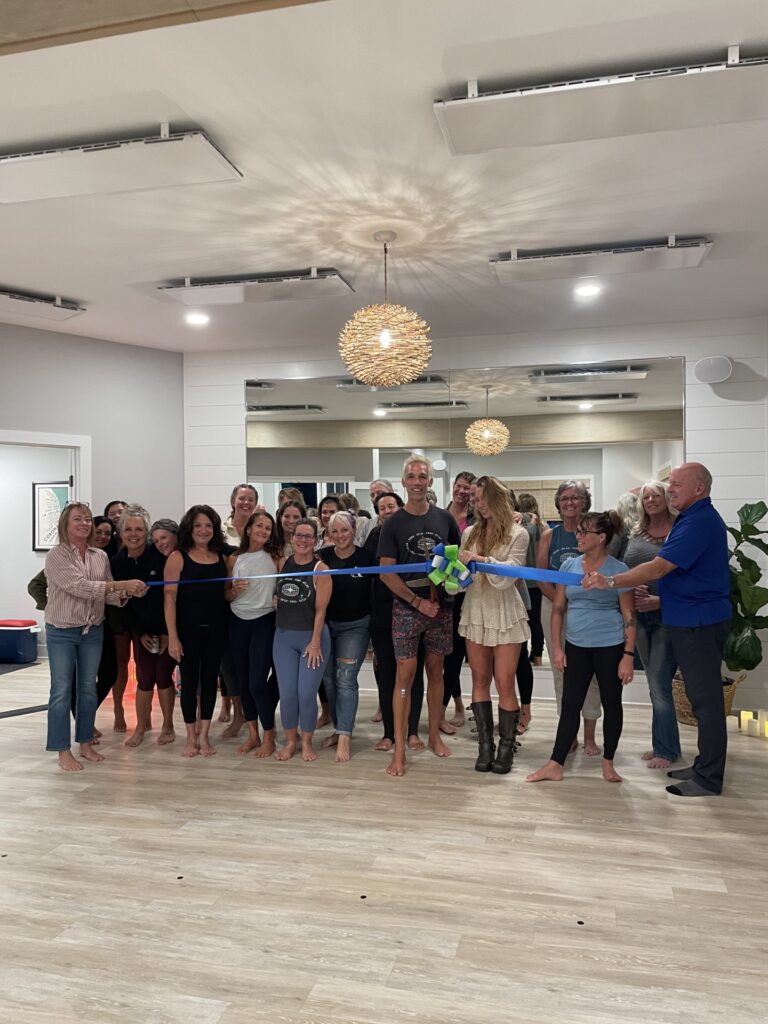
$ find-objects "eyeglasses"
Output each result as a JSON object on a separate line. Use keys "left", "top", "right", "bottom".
{"left": 574, "top": 527, "right": 602, "bottom": 536}
{"left": 293, "top": 532, "right": 316, "bottom": 541}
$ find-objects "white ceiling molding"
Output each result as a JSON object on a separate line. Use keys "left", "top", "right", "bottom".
{"left": 434, "top": 50, "right": 768, "bottom": 153}
{"left": 160, "top": 268, "right": 354, "bottom": 305}
{"left": 0, "top": 288, "right": 84, "bottom": 321}
{"left": 0, "top": 129, "right": 241, "bottom": 204}
{"left": 490, "top": 236, "right": 712, "bottom": 282}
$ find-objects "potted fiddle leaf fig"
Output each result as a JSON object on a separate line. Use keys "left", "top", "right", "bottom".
{"left": 725, "top": 501, "right": 768, "bottom": 672}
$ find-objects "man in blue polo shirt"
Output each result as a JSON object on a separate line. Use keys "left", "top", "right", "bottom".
{"left": 584, "top": 463, "right": 731, "bottom": 797}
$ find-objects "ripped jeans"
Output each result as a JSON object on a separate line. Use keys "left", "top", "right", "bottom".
{"left": 322, "top": 615, "right": 371, "bottom": 736}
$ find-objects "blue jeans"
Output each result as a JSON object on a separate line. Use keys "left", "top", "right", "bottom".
{"left": 323, "top": 616, "right": 370, "bottom": 736}
{"left": 635, "top": 611, "right": 681, "bottom": 762}
{"left": 46, "top": 624, "right": 104, "bottom": 751}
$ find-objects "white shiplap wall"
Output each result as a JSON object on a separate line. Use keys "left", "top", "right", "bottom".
{"left": 184, "top": 315, "right": 768, "bottom": 704}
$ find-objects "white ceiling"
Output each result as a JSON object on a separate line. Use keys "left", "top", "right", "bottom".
{"left": 1, "top": 0, "right": 768, "bottom": 355}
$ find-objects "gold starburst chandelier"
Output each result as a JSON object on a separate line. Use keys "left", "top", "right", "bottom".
{"left": 339, "top": 231, "right": 431, "bottom": 387}
{"left": 465, "top": 387, "right": 510, "bottom": 456}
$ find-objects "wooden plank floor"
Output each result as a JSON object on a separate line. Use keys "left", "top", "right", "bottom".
{"left": 0, "top": 663, "right": 766, "bottom": 1024}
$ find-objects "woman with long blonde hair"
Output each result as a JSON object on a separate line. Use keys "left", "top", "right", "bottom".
{"left": 459, "top": 476, "right": 530, "bottom": 774}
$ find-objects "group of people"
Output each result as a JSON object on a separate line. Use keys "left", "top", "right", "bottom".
{"left": 38, "top": 457, "right": 732, "bottom": 797}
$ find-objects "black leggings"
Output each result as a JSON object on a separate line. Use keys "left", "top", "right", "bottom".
{"left": 551, "top": 642, "right": 624, "bottom": 764}
{"left": 178, "top": 622, "right": 228, "bottom": 724}
{"left": 371, "top": 616, "right": 425, "bottom": 741}
{"left": 442, "top": 595, "right": 466, "bottom": 707}
{"left": 229, "top": 612, "right": 279, "bottom": 730}
{"left": 528, "top": 586, "right": 544, "bottom": 659}
{"left": 516, "top": 641, "right": 533, "bottom": 706}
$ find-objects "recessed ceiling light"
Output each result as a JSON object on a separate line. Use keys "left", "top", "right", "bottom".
{"left": 373, "top": 408, "right": 387, "bottom": 417}
{"left": 578, "top": 402, "right": 594, "bottom": 411}
{"left": 185, "top": 311, "right": 210, "bottom": 326}
{"left": 574, "top": 282, "right": 602, "bottom": 298}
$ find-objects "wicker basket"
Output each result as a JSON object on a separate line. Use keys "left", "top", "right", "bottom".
{"left": 672, "top": 672, "right": 746, "bottom": 727}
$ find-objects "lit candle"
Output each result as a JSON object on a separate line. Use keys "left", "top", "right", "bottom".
{"left": 740, "top": 711, "right": 755, "bottom": 731}
{"left": 726, "top": 715, "right": 739, "bottom": 734}
{"left": 747, "top": 719, "right": 760, "bottom": 738}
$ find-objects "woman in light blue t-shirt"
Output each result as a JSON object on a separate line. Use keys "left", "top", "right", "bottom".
{"left": 527, "top": 510, "right": 637, "bottom": 786}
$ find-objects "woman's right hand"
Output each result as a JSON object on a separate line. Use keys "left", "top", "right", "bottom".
{"left": 303, "top": 641, "right": 323, "bottom": 669}
{"left": 552, "top": 648, "right": 567, "bottom": 672}
{"left": 231, "top": 579, "right": 249, "bottom": 595}
{"left": 168, "top": 638, "right": 183, "bottom": 663}
{"left": 123, "top": 579, "right": 149, "bottom": 598}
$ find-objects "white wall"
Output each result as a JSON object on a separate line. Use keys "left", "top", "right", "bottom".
{"left": 601, "top": 443, "right": 653, "bottom": 507}
{"left": 0, "top": 323, "right": 184, "bottom": 521}
{"left": 246, "top": 447, "right": 374, "bottom": 482}
{"left": 651, "top": 439, "right": 685, "bottom": 479}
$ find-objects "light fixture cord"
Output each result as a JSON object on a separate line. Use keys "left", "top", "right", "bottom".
{"left": 485, "top": 386, "right": 490, "bottom": 417}
{"left": 383, "top": 242, "right": 388, "bottom": 304}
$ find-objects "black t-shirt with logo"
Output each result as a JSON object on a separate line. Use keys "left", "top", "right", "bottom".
{"left": 320, "top": 545, "right": 374, "bottom": 621}
{"left": 378, "top": 506, "right": 461, "bottom": 607}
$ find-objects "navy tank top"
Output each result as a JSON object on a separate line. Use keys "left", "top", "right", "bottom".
{"left": 548, "top": 524, "right": 580, "bottom": 570}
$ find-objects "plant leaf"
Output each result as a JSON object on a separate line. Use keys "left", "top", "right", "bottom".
{"left": 737, "top": 579, "right": 768, "bottom": 615}
{"left": 738, "top": 502, "right": 768, "bottom": 529}
{"left": 724, "top": 625, "right": 763, "bottom": 672}
{"left": 733, "top": 550, "right": 761, "bottom": 584}
{"left": 727, "top": 526, "right": 742, "bottom": 545}
{"left": 744, "top": 536, "right": 768, "bottom": 558}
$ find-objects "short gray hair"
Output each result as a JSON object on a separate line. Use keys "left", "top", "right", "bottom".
{"left": 151, "top": 518, "right": 178, "bottom": 535}
{"left": 554, "top": 480, "right": 592, "bottom": 514}
{"left": 119, "top": 503, "right": 151, "bottom": 534}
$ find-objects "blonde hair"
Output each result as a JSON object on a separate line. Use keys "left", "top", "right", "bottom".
{"left": 58, "top": 503, "right": 95, "bottom": 546}
{"left": 464, "top": 476, "right": 515, "bottom": 556}
{"left": 634, "top": 480, "right": 677, "bottom": 534}
{"left": 402, "top": 453, "right": 433, "bottom": 478}
{"left": 328, "top": 510, "right": 357, "bottom": 537}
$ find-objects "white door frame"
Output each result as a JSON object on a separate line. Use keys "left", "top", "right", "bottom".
{"left": 0, "top": 429, "right": 93, "bottom": 503}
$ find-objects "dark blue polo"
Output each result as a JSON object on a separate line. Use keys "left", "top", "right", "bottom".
{"left": 657, "top": 497, "right": 731, "bottom": 627}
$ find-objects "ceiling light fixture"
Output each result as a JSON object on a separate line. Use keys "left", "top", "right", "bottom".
{"left": 185, "top": 311, "right": 210, "bottom": 326}
{"left": 373, "top": 408, "right": 388, "bottom": 417}
{"left": 578, "top": 402, "right": 594, "bottom": 411}
{"left": 574, "top": 282, "right": 602, "bottom": 298}
{"left": 465, "top": 387, "right": 510, "bottom": 456}
{"left": 339, "top": 231, "right": 431, "bottom": 388}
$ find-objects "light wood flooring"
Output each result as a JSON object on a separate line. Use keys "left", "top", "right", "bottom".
{"left": 0, "top": 662, "right": 766, "bottom": 1024}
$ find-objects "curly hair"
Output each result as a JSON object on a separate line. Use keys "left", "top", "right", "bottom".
{"left": 177, "top": 504, "right": 226, "bottom": 553}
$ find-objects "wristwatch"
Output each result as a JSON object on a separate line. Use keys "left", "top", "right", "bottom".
{"left": 606, "top": 576, "right": 616, "bottom": 589}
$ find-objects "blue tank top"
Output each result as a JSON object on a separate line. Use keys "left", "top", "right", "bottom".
{"left": 549, "top": 524, "right": 580, "bottom": 569}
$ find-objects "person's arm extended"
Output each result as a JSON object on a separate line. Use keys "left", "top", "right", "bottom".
{"left": 468, "top": 527, "right": 529, "bottom": 590}
{"left": 537, "top": 527, "right": 556, "bottom": 601}
{"left": 305, "top": 562, "right": 332, "bottom": 668}
{"left": 549, "top": 585, "right": 567, "bottom": 672}
{"left": 164, "top": 550, "right": 183, "bottom": 662}
{"left": 618, "top": 589, "right": 637, "bottom": 685}
{"left": 585, "top": 556, "right": 676, "bottom": 590}
{"left": 380, "top": 556, "right": 438, "bottom": 619}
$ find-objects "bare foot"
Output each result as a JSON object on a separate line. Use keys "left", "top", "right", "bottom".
{"left": 407, "top": 735, "right": 425, "bottom": 751}
{"left": 198, "top": 740, "right": 217, "bottom": 757}
{"left": 222, "top": 716, "right": 245, "bottom": 739}
{"left": 217, "top": 700, "right": 231, "bottom": 723}
{"left": 92, "top": 727, "right": 103, "bottom": 740}
{"left": 124, "top": 729, "right": 145, "bottom": 748}
{"left": 316, "top": 709, "right": 332, "bottom": 729}
{"left": 335, "top": 735, "right": 352, "bottom": 763}
{"left": 449, "top": 710, "right": 466, "bottom": 728}
{"left": 371, "top": 706, "right": 383, "bottom": 723}
{"left": 438, "top": 718, "right": 457, "bottom": 735}
{"left": 79, "top": 743, "right": 105, "bottom": 763}
{"left": 57, "top": 750, "right": 83, "bottom": 772}
{"left": 90, "top": 734, "right": 101, "bottom": 745}
{"left": 157, "top": 729, "right": 176, "bottom": 745}
{"left": 386, "top": 753, "right": 406, "bottom": 776}
{"left": 641, "top": 750, "right": 655, "bottom": 761}
{"left": 602, "top": 759, "right": 623, "bottom": 782}
{"left": 375, "top": 737, "right": 394, "bottom": 751}
{"left": 532, "top": 656, "right": 542, "bottom": 667}
{"left": 301, "top": 737, "right": 318, "bottom": 762}
{"left": 518, "top": 708, "right": 532, "bottom": 734}
{"left": 113, "top": 715, "right": 127, "bottom": 733}
{"left": 275, "top": 741, "right": 296, "bottom": 761}
{"left": 237, "top": 734, "right": 262, "bottom": 755}
{"left": 584, "top": 741, "right": 602, "bottom": 757}
{"left": 645, "top": 756, "right": 672, "bottom": 770}
{"left": 253, "top": 735, "right": 276, "bottom": 758}
{"left": 429, "top": 736, "right": 452, "bottom": 758}
{"left": 181, "top": 740, "right": 199, "bottom": 758}
{"left": 568, "top": 738, "right": 579, "bottom": 754}
{"left": 322, "top": 733, "right": 339, "bottom": 748}
{"left": 526, "top": 760, "right": 564, "bottom": 783}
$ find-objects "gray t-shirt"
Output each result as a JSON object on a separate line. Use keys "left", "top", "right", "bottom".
{"left": 378, "top": 505, "right": 461, "bottom": 606}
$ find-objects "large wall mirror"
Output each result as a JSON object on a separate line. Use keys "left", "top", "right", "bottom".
{"left": 244, "top": 358, "right": 684, "bottom": 517}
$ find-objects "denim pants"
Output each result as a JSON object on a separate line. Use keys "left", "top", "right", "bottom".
{"left": 635, "top": 611, "right": 681, "bottom": 762}
{"left": 46, "top": 623, "right": 104, "bottom": 751}
{"left": 323, "top": 615, "right": 370, "bottom": 736}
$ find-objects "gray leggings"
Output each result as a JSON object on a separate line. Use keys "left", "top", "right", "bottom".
{"left": 273, "top": 626, "right": 331, "bottom": 733}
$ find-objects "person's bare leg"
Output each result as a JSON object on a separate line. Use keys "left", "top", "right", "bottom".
{"left": 301, "top": 730, "right": 318, "bottom": 762}
{"left": 222, "top": 696, "right": 245, "bottom": 738}
{"left": 198, "top": 721, "right": 216, "bottom": 756}
{"left": 526, "top": 760, "right": 564, "bottom": 782}
{"left": 602, "top": 758, "right": 623, "bottom": 782}
{"left": 254, "top": 727, "right": 276, "bottom": 758}
{"left": 518, "top": 704, "right": 532, "bottom": 733}
{"left": 182, "top": 723, "right": 199, "bottom": 757}
{"left": 276, "top": 726, "right": 297, "bottom": 761}
{"left": 112, "top": 634, "right": 131, "bottom": 732}
{"left": 125, "top": 689, "right": 153, "bottom": 747}
{"left": 217, "top": 691, "right": 232, "bottom": 722}
{"left": 79, "top": 741, "right": 105, "bottom": 763}
{"left": 238, "top": 721, "right": 262, "bottom": 754}
{"left": 316, "top": 702, "right": 332, "bottom": 729}
{"left": 372, "top": 705, "right": 383, "bottom": 723}
{"left": 58, "top": 749, "right": 83, "bottom": 772}
{"left": 157, "top": 687, "right": 176, "bottom": 744}
{"left": 449, "top": 697, "right": 466, "bottom": 727}
{"left": 583, "top": 717, "right": 602, "bottom": 756}
{"left": 426, "top": 652, "right": 451, "bottom": 758}
{"left": 335, "top": 734, "right": 352, "bottom": 763}
{"left": 493, "top": 645, "right": 521, "bottom": 712}
{"left": 387, "top": 658, "right": 416, "bottom": 777}
{"left": 438, "top": 710, "right": 457, "bottom": 735}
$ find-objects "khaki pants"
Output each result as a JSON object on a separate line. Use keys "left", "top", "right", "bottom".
{"left": 541, "top": 595, "right": 602, "bottom": 720}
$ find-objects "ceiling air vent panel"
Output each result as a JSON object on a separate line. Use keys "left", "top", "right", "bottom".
{"left": 0, "top": 288, "right": 84, "bottom": 321}
{"left": 247, "top": 404, "right": 324, "bottom": 415}
{"left": 161, "top": 268, "right": 353, "bottom": 304}
{"left": 435, "top": 53, "right": 768, "bottom": 153}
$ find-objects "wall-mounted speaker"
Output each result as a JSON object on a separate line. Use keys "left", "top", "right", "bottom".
{"left": 693, "top": 356, "right": 733, "bottom": 384}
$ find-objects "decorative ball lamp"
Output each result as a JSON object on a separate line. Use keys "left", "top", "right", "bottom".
{"left": 339, "top": 231, "right": 431, "bottom": 388}
{"left": 465, "top": 387, "right": 510, "bottom": 456}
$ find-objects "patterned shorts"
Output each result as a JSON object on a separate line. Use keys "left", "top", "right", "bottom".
{"left": 392, "top": 599, "right": 453, "bottom": 660}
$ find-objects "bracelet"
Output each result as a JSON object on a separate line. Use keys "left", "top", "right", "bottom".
{"left": 623, "top": 650, "right": 635, "bottom": 657}
{"left": 412, "top": 596, "right": 421, "bottom": 608}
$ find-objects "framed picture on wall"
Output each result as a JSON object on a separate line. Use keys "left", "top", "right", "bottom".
{"left": 33, "top": 481, "right": 72, "bottom": 551}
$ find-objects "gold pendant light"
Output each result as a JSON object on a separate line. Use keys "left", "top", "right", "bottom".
{"left": 465, "top": 386, "right": 510, "bottom": 456}
{"left": 339, "top": 231, "right": 431, "bottom": 387}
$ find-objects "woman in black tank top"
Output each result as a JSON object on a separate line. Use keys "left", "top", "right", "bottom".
{"left": 164, "top": 505, "right": 229, "bottom": 758}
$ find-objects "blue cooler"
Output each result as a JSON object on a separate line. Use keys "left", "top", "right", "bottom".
{"left": 0, "top": 620, "right": 41, "bottom": 664}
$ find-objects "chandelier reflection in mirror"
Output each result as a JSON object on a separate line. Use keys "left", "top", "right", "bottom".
{"left": 465, "top": 386, "right": 510, "bottom": 456}
{"left": 339, "top": 232, "right": 431, "bottom": 387}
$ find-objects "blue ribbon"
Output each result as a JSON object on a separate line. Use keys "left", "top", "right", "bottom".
{"left": 471, "top": 562, "right": 583, "bottom": 586}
